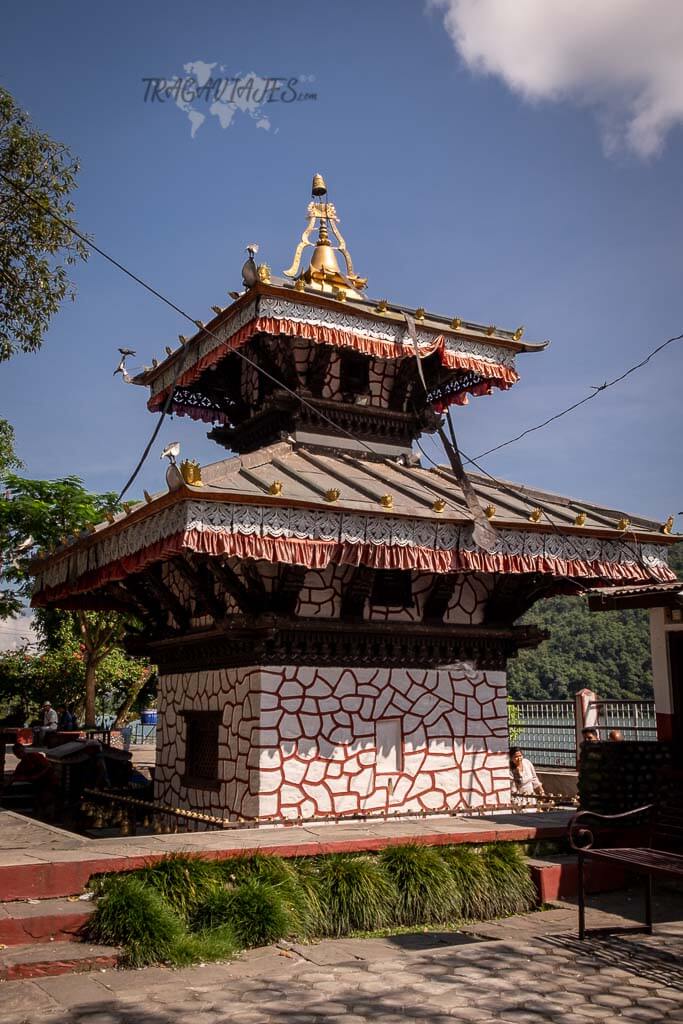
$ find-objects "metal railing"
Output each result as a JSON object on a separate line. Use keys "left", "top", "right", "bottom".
{"left": 588, "top": 699, "right": 657, "bottom": 742}
{"left": 509, "top": 699, "right": 577, "bottom": 768}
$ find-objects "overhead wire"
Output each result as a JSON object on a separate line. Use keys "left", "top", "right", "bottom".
{"left": 472, "top": 330, "right": 683, "bottom": 461}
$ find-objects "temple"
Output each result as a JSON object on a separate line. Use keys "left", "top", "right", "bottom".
{"left": 31, "top": 175, "right": 678, "bottom": 822}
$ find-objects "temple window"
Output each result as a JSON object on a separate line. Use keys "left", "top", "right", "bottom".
{"left": 181, "top": 710, "right": 221, "bottom": 789}
{"left": 370, "top": 569, "right": 414, "bottom": 608}
{"left": 339, "top": 349, "right": 370, "bottom": 398}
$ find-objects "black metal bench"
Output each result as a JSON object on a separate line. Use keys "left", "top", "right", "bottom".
{"left": 569, "top": 776, "right": 683, "bottom": 939}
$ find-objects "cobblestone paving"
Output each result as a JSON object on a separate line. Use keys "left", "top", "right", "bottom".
{"left": 0, "top": 898, "right": 681, "bottom": 1023}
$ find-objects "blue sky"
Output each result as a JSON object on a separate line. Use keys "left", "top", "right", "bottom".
{"left": 1, "top": 0, "right": 682, "bottom": 524}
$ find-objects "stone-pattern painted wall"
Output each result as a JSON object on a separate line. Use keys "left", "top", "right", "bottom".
{"left": 155, "top": 662, "right": 510, "bottom": 820}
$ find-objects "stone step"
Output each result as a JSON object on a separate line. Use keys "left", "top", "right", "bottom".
{"left": 0, "top": 897, "right": 96, "bottom": 946}
{"left": 0, "top": 940, "right": 119, "bottom": 981}
{"left": 529, "top": 854, "right": 628, "bottom": 903}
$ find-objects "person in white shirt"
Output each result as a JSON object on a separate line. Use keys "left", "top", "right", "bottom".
{"left": 510, "top": 747, "right": 545, "bottom": 804}
{"left": 33, "top": 702, "right": 59, "bottom": 745}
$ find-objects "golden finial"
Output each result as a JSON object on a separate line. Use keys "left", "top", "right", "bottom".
{"left": 574, "top": 511, "right": 587, "bottom": 527}
{"left": 165, "top": 346, "right": 174, "bottom": 356}
{"left": 151, "top": 358, "right": 158, "bottom": 368}
{"left": 486, "top": 325, "right": 496, "bottom": 336}
{"left": 484, "top": 504, "right": 496, "bottom": 520}
{"left": 180, "top": 460, "right": 203, "bottom": 486}
{"left": 528, "top": 507, "right": 542, "bottom": 523}
{"left": 294, "top": 278, "right": 306, "bottom": 292}
{"left": 662, "top": 515, "right": 675, "bottom": 535}
{"left": 194, "top": 320, "right": 205, "bottom": 329}
{"left": 380, "top": 494, "right": 394, "bottom": 509}
{"left": 268, "top": 480, "right": 283, "bottom": 496}
{"left": 432, "top": 498, "right": 446, "bottom": 513}
{"left": 617, "top": 517, "right": 630, "bottom": 532}
{"left": 450, "top": 317, "right": 462, "bottom": 330}
{"left": 105, "top": 512, "right": 116, "bottom": 524}
{"left": 376, "top": 299, "right": 388, "bottom": 313}
{"left": 513, "top": 326, "right": 525, "bottom": 341}
{"left": 178, "top": 334, "right": 188, "bottom": 345}
{"left": 211, "top": 305, "right": 222, "bottom": 314}
{"left": 415, "top": 307, "right": 426, "bottom": 321}
{"left": 143, "top": 490, "right": 153, "bottom": 504}
{"left": 257, "top": 264, "right": 272, "bottom": 284}
{"left": 283, "top": 175, "right": 367, "bottom": 297}
{"left": 324, "top": 488, "right": 340, "bottom": 503}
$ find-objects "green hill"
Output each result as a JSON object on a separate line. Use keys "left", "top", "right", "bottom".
{"left": 507, "top": 542, "right": 682, "bottom": 701}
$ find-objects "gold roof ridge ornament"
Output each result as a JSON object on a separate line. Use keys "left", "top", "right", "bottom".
{"left": 283, "top": 174, "right": 368, "bottom": 298}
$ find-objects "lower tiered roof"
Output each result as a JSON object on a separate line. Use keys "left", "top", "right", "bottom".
{"left": 31, "top": 441, "right": 675, "bottom": 609}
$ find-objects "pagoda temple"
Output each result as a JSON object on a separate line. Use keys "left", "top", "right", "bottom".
{"left": 31, "top": 175, "right": 677, "bottom": 822}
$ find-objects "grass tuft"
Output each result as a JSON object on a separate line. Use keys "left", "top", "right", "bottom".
{"left": 440, "top": 844, "right": 498, "bottom": 920}
{"left": 135, "top": 853, "right": 220, "bottom": 921}
{"left": 315, "top": 854, "right": 396, "bottom": 937}
{"left": 215, "top": 852, "right": 299, "bottom": 888}
{"left": 166, "top": 923, "right": 239, "bottom": 966}
{"left": 216, "top": 877, "right": 302, "bottom": 947}
{"left": 86, "top": 875, "right": 184, "bottom": 968}
{"left": 481, "top": 843, "right": 538, "bottom": 917}
{"left": 380, "top": 844, "right": 459, "bottom": 925}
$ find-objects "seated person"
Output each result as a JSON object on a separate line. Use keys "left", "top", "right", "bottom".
{"left": 33, "top": 702, "right": 58, "bottom": 745}
{"left": 57, "top": 704, "right": 78, "bottom": 731}
{"left": 510, "top": 747, "right": 545, "bottom": 801}
{"left": 608, "top": 728, "right": 624, "bottom": 741}
{"left": 581, "top": 727, "right": 599, "bottom": 743}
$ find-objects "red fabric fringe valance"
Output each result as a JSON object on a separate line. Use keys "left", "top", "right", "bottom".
{"left": 32, "top": 528, "right": 675, "bottom": 607}
{"left": 148, "top": 316, "right": 519, "bottom": 412}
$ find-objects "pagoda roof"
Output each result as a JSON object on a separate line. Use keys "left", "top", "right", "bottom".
{"left": 132, "top": 281, "right": 548, "bottom": 416}
{"left": 31, "top": 442, "right": 677, "bottom": 609}
{"left": 585, "top": 579, "right": 683, "bottom": 611}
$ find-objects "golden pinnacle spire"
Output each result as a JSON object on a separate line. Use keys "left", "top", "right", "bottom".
{"left": 283, "top": 174, "right": 368, "bottom": 298}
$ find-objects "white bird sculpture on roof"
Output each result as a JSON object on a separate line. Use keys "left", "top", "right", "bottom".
{"left": 160, "top": 441, "right": 180, "bottom": 466}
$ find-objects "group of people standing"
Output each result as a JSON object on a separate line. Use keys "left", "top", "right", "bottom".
{"left": 510, "top": 727, "right": 627, "bottom": 802}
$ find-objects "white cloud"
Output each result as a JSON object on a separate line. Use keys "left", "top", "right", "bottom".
{"left": 431, "top": 0, "right": 683, "bottom": 157}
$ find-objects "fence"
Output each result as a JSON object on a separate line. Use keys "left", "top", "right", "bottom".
{"left": 588, "top": 699, "right": 657, "bottom": 742}
{"left": 508, "top": 696, "right": 657, "bottom": 768}
{"left": 508, "top": 699, "right": 576, "bottom": 768}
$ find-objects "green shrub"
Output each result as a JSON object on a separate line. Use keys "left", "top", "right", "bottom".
{"left": 380, "top": 844, "right": 459, "bottom": 925}
{"left": 87, "top": 875, "right": 184, "bottom": 968}
{"left": 441, "top": 845, "right": 497, "bottom": 920}
{"left": 218, "top": 877, "right": 301, "bottom": 947}
{"left": 315, "top": 854, "right": 396, "bottom": 936}
{"left": 481, "top": 843, "right": 537, "bottom": 917}
{"left": 136, "top": 853, "right": 220, "bottom": 921}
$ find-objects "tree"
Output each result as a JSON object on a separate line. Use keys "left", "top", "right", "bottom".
{"left": 0, "top": 473, "right": 150, "bottom": 726}
{"left": 0, "top": 86, "right": 88, "bottom": 361}
{"left": 508, "top": 540, "right": 682, "bottom": 701}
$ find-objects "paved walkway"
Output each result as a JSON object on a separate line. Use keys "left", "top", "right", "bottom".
{"left": 0, "top": 891, "right": 680, "bottom": 1023}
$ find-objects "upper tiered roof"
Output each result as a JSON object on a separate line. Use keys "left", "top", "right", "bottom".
{"left": 132, "top": 176, "right": 548, "bottom": 455}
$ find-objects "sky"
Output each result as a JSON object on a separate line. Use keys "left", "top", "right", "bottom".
{"left": 2, "top": 0, "right": 682, "bottom": 543}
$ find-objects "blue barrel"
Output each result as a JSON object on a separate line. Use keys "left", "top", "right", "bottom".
{"left": 140, "top": 708, "right": 158, "bottom": 726}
